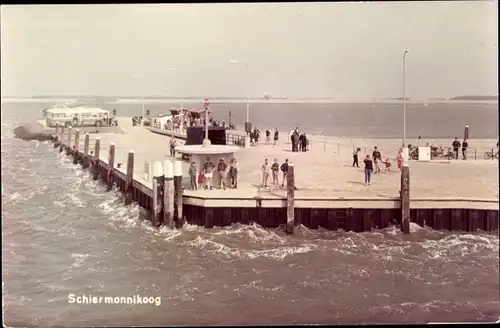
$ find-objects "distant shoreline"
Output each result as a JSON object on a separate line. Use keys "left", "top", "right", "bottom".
{"left": 1, "top": 97, "right": 498, "bottom": 105}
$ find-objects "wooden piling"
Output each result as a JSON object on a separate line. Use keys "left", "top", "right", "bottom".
{"left": 163, "top": 160, "right": 175, "bottom": 229}
{"left": 54, "top": 123, "right": 60, "bottom": 147}
{"left": 107, "top": 143, "right": 115, "bottom": 191}
{"left": 464, "top": 125, "right": 469, "bottom": 140}
{"left": 285, "top": 163, "right": 295, "bottom": 234}
{"left": 66, "top": 126, "right": 72, "bottom": 155}
{"left": 59, "top": 126, "right": 64, "bottom": 152}
{"left": 73, "top": 129, "right": 80, "bottom": 164}
{"left": 92, "top": 138, "right": 100, "bottom": 180}
{"left": 174, "top": 160, "right": 184, "bottom": 228}
{"left": 82, "top": 133, "right": 90, "bottom": 168}
{"left": 151, "top": 161, "right": 164, "bottom": 227}
{"left": 125, "top": 150, "right": 134, "bottom": 205}
{"left": 60, "top": 126, "right": 65, "bottom": 142}
{"left": 400, "top": 163, "right": 410, "bottom": 234}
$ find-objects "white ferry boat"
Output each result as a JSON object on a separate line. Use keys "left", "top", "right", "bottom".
{"left": 43, "top": 103, "right": 110, "bottom": 128}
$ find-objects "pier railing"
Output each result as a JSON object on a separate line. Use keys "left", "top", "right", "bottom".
{"left": 149, "top": 123, "right": 246, "bottom": 147}
{"left": 320, "top": 141, "right": 498, "bottom": 161}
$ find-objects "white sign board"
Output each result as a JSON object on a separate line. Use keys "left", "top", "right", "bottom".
{"left": 418, "top": 146, "right": 431, "bottom": 161}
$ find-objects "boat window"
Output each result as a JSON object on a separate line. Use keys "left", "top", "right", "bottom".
{"left": 83, "top": 112, "right": 92, "bottom": 117}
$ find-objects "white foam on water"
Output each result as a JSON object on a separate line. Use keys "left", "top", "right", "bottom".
{"left": 68, "top": 192, "right": 85, "bottom": 208}
{"left": 70, "top": 253, "right": 89, "bottom": 268}
{"left": 211, "top": 223, "right": 287, "bottom": 244}
{"left": 410, "top": 222, "right": 424, "bottom": 233}
{"left": 186, "top": 235, "right": 317, "bottom": 261}
{"left": 9, "top": 192, "right": 21, "bottom": 201}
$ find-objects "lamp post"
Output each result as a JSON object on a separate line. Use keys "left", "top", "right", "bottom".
{"left": 202, "top": 98, "right": 211, "bottom": 147}
{"left": 402, "top": 49, "right": 410, "bottom": 160}
{"left": 228, "top": 59, "right": 250, "bottom": 125}
{"left": 131, "top": 74, "right": 146, "bottom": 126}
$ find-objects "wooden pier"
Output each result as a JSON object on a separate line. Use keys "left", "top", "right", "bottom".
{"left": 49, "top": 120, "right": 499, "bottom": 234}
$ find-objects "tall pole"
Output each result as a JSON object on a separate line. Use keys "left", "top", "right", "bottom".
{"left": 245, "top": 64, "right": 250, "bottom": 122}
{"left": 402, "top": 49, "right": 409, "bottom": 147}
{"left": 181, "top": 96, "right": 184, "bottom": 110}
{"left": 229, "top": 59, "right": 250, "bottom": 124}
{"left": 203, "top": 98, "right": 210, "bottom": 147}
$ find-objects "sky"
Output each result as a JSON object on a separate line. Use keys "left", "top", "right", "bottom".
{"left": 0, "top": 2, "right": 498, "bottom": 99}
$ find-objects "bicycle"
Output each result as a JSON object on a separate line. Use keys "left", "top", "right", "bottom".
{"left": 483, "top": 149, "right": 499, "bottom": 160}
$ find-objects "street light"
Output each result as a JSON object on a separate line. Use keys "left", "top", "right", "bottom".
{"left": 228, "top": 59, "right": 250, "bottom": 125}
{"left": 402, "top": 49, "right": 410, "bottom": 160}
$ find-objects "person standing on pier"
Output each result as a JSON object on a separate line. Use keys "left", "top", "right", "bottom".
{"left": 372, "top": 146, "right": 382, "bottom": 174}
{"left": 229, "top": 158, "right": 239, "bottom": 188}
{"left": 291, "top": 132, "right": 299, "bottom": 152}
{"left": 265, "top": 129, "right": 271, "bottom": 144}
{"left": 364, "top": 155, "right": 373, "bottom": 186}
{"left": 301, "top": 133, "right": 308, "bottom": 152}
{"left": 273, "top": 128, "right": 279, "bottom": 145}
{"left": 452, "top": 137, "right": 461, "bottom": 160}
{"left": 353, "top": 148, "right": 360, "bottom": 167}
{"left": 189, "top": 162, "right": 198, "bottom": 191}
{"left": 261, "top": 158, "right": 270, "bottom": 188}
{"left": 169, "top": 137, "right": 177, "bottom": 158}
{"left": 397, "top": 148, "right": 404, "bottom": 172}
{"left": 217, "top": 158, "right": 228, "bottom": 190}
{"left": 204, "top": 157, "right": 215, "bottom": 190}
{"left": 462, "top": 139, "right": 468, "bottom": 160}
{"left": 280, "top": 159, "right": 289, "bottom": 187}
{"left": 271, "top": 158, "right": 280, "bottom": 187}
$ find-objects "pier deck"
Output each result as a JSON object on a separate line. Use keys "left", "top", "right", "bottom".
{"left": 49, "top": 117, "right": 499, "bottom": 232}
{"left": 76, "top": 117, "right": 498, "bottom": 201}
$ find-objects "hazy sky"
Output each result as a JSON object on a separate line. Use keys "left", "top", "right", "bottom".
{"left": 1, "top": 2, "right": 498, "bottom": 99}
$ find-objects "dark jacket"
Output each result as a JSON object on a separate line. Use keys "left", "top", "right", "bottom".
{"left": 372, "top": 150, "right": 381, "bottom": 160}
{"left": 452, "top": 140, "right": 461, "bottom": 149}
{"left": 217, "top": 161, "right": 228, "bottom": 171}
{"left": 280, "top": 162, "right": 289, "bottom": 172}
{"left": 364, "top": 158, "right": 373, "bottom": 170}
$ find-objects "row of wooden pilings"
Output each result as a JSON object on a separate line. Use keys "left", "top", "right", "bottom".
{"left": 52, "top": 123, "right": 185, "bottom": 229}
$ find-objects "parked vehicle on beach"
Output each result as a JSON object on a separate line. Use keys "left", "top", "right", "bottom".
{"left": 44, "top": 104, "right": 110, "bottom": 128}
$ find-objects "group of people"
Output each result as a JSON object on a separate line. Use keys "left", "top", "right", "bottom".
{"left": 353, "top": 146, "right": 404, "bottom": 186}
{"left": 249, "top": 128, "right": 280, "bottom": 146}
{"left": 260, "top": 158, "right": 292, "bottom": 189}
{"left": 188, "top": 157, "right": 240, "bottom": 191}
{"left": 451, "top": 137, "right": 469, "bottom": 160}
{"left": 290, "top": 127, "right": 309, "bottom": 152}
